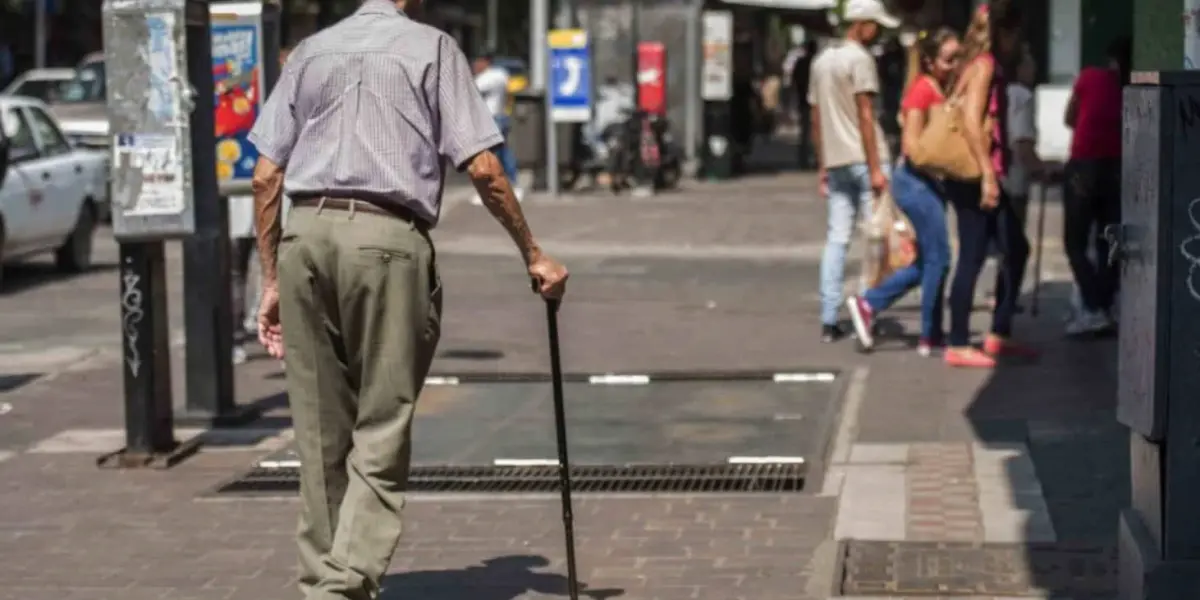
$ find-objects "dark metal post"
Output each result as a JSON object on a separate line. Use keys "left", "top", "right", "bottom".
{"left": 178, "top": 3, "right": 257, "bottom": 426}
{"left": 630, "top": 1, "right": 641, "bottom": 108}
{"left": 98, "top": 242, "right": 200, "bottom": 468}
{"left": 119, "top": 242, "right": 173, "bottom": 453}
{"left": 98, "top": 0, "right": 205, "bottom": 469}
{"left": 699, "top": 9, "right": 734, "bottom": 180}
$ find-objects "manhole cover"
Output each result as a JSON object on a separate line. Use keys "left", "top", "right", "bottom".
{"left": 838, "top": 540, "right": 1116, "bottom": 597}
{"left": 210, "top": 462, "right": 807, "bottom": 497}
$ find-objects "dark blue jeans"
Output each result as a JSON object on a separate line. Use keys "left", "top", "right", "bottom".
{"left": 944, "top": 179, "right": 1031, "bottom": 346}
{"left": 864, "top": 164, "right": 951, "bottom": 342}
{"left": 494, "top": 115, "right": 519, "bottom": 183}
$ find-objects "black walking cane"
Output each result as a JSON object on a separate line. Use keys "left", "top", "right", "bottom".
{"left": 536, "top": 285, "right": 581, "bottom": 600}
{"left": 1029, "top": 171, "right": 1055, "bottom": 317}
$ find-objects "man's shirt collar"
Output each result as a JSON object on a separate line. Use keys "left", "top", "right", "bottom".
{"left": 358, "top": 0, "right": 405, "bottom": 16}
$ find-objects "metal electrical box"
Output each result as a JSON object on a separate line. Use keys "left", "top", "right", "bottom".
{"left": 1116, "top": 71, "right": 1200, "bottom": 599}
{"left": 103, "top": 0, "right": 208, "bottom": 241}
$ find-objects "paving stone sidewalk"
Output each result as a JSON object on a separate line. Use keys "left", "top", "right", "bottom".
{"left": 0, "top": 173, "right": 1121, "bottom": 599}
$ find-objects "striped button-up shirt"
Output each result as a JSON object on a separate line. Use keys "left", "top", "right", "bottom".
{"left": 248, "top": 0, "right": 503, "bottom": 226}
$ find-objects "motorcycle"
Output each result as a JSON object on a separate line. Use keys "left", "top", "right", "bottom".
{"left": 606, "top": 110, "right": 682, "bottom": 194}
{"left": 558, "top": 126, "right": 610, "bottom": 191}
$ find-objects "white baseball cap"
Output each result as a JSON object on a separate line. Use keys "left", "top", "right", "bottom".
{"left": 843, "top": 0, "right": 901, "bottom": 29}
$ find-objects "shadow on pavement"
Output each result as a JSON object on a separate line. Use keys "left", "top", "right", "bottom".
{"left": 438, "top": 348, "right": 506, "bottom": 361}
{"left": 381, "top": 555, "right": 624, "bottom": 600}
{"left": 966, "top": 280, "right": 1125, "bottom": 596}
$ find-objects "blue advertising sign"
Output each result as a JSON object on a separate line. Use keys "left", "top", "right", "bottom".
{"left": 548, "top": 29, "right": 591, "bottom": 123}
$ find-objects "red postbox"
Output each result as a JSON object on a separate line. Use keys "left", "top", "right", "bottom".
{"left": 636, "top": 42, "right": 667, "bottom": 116}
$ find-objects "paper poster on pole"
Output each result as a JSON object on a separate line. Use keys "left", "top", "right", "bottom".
{"left": 113, "top": 133, "right": 186, "bottom": 216}
{"left": 701, "top": 11, "right": 733, "bottom": 101}
{"left": 145, "top": 12, "right": 182, "bottom": 126}
{"left": 211, "top": 6, "right": 266, "bottom": 189}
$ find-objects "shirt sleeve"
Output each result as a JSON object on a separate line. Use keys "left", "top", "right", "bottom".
{"left": 1007, "top": 86, "right": 1036, "bottom": 143}
{"left": 1071, "top": 68, "right": 1097, "bottom": 103}
{"left": 435, "top": 35, "right": 504, "bottom": 170}
{"left": 806, "top": 54, "right": 820, "bottom": 106}
{"left": 248, "top": 49, "right": 302, "bottom": 166}
{"left": 900, "top": 77, "right": 937, "bottom": 111}
{"left": 849, "top": 49, "right": 880, "bottom": 96}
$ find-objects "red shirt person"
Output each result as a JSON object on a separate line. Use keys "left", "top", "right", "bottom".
{"left": 1060, "top": 36, "right": 1130, "bottom": 336}
{"left": 1067, "top": 66, "right": 1122, "bottom": 161}
{"left": 845, "top": 29, "right": 960, "bottom": 356}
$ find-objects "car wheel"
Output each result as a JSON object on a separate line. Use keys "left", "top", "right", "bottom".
{"left": 55, "top": 203, "right": 95, "bottom": 273}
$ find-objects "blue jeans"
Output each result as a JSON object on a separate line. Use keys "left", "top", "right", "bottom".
{"left": 820, "top": 162, "right": 890, "bottom": 325}
{"left": 494, "top": 115, "right": 519, "bottom": 183}
{"left": 862, "top": 164, "right": 951, "bottom": 342}
{"left": 943, "top": 181, "right": 1030, "bottom": 346}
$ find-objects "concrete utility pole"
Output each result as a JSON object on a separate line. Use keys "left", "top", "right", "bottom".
{"left": 530, "top": 0, "right": 548, "bottom": 91}
{"left": 487, "top": 0, "right": 498, "bottom": 49}
{"left": 34, "top": 0, "right": 47, "bottom": 68}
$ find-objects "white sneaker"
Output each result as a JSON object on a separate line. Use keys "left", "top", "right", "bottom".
{"left": 1065, "top": 309, "right": 1114, "bottom": 337}
{"left": 233, "top": 345, "right": 248, "bottom": 365}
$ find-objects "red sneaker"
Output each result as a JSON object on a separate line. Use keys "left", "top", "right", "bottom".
{"left": 845, "top": 296, "right": 875, "bottom": 350}
{"left": 944, "top": 347, "right": 996, "bottom": 368}
{"left": 983, "top": 336, "right": 1039, "bottom": 359}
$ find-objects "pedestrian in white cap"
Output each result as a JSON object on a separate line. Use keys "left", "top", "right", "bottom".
{"left": 808, "top": 0, "right": 900, "bottom": 342}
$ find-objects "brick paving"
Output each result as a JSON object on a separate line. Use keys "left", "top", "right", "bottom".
{"left": 0, "top": 172, "right": 1124, "bottom": 599}
{"left": 0, "top": 448, "right": 836, "bottom": 600}
{"left": 906, "top": 444, "right": 983, "bottom": 542}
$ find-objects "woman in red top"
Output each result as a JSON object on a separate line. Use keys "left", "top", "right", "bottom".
{"left": 1061, "top": 36, "right": 1129, "bottom": 336}
{"left": 846, "top": 28, "right": 960, "bottom": 356}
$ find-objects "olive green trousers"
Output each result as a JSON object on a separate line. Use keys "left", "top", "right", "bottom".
{"left": 278, "top": 203, "right": 441, "bottom": 600}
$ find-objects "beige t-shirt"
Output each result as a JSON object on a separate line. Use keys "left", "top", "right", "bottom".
{"left": 807, "top": 40, "right": 890, "bottom": 169}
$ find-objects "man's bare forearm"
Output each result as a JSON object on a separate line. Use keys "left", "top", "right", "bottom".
{"left": 856, "top": 99, "right": 882, "bottom": 173}
{"left": 810, "top": 106, "right": 823, "bottom": 171}
{"left": 466, "top": 150, "right": 541, "bottom": 264}
{"left": 251, "top": 157, "right": 286, "bottom": 284}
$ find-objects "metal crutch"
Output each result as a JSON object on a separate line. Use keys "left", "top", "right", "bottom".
{"left": 1030, "top": 176, "right": 1051, "bottom": 317}
{"left": 539, "top": 293, "right": 581, "bottom": 600}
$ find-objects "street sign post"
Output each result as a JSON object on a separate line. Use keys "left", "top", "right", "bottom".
{"left": 98, "top": 0, "right": 211, "bottom": 469}
{"left": 700, "top": 10, "right": 734, "bottom": 180}
{"left": 547, "top": 28, "right": 591, "bottom": 197}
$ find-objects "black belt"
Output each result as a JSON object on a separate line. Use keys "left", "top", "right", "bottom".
{"left": 292, "top": 196, "right": 425, "bottom": 227}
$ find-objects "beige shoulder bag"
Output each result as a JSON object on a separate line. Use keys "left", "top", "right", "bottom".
{"left": 908, "top": 77, "right": 983, "bottom": 182}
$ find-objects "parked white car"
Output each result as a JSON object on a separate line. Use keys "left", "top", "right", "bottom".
{"left": 0, "top": 95, "right": 108, "bottom": 289}
{"left": 2, "top": 68, "right": 77, "bottom": 103}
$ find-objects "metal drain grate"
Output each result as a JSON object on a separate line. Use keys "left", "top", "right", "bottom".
{"left": 838, "top": 540, "right": 1116, "bottom": 597}
{"left": 212, "top": 463, "right": 807, "bottom": 497}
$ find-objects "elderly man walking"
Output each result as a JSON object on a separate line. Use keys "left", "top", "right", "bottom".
{"left": 247, "top": 1, "right": 569, "bottom": 598}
